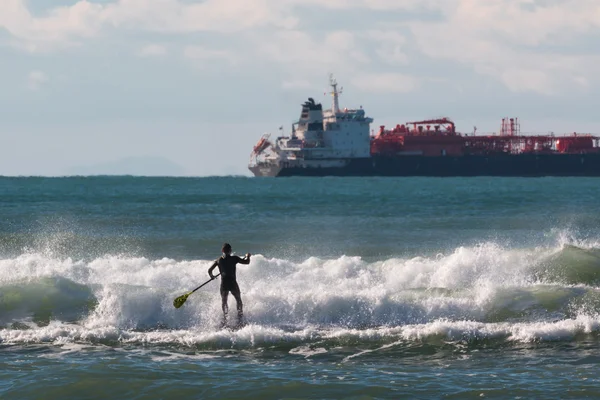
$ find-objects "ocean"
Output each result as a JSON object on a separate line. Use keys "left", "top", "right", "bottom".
{"left": 1, "top": 176, "right": 600, "bottom": 399}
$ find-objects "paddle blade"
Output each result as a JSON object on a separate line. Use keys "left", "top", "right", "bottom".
{"left": 173, "top": 292, "right": 191, "bottom": 309}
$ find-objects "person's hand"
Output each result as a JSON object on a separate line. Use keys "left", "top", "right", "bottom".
{"left": 209, "top": 273, "right": 215, "bottom": 280}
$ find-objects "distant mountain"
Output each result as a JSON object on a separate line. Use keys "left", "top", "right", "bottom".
{"left": 65, "top": 156, "right": 186, "bottom": 176}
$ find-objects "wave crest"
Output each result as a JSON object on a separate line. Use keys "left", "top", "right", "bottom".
{"left": 2, "top": 242, "right": 600, "bottom": 347}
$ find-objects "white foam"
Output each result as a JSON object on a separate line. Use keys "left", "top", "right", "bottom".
{"left": 289, "top": 345, "right": 328, "bottom": 358}
{"left": 1, "top": 241, "right": 599, "bottom": 348}
{"left": 3, "top": 314, "right": 600, "bottom": 348}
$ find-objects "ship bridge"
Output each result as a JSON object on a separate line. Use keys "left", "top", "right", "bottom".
{"left": 249, "top": 75, "right": 375, "bottom": 172}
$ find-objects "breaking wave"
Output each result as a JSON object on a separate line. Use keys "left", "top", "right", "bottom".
{"left": 2, "top": 239, "right": 600, "bottom": 350}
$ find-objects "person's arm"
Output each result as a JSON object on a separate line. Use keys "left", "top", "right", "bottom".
{"left": 208, "top": 259, "right": 219, "bottom": 279}
{"left": 236, "top": 253, "right": 251, "bottom": 265}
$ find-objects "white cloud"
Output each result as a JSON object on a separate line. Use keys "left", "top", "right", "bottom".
{"left": 0, "top": 0, "right": 104, "bottom": 52}
{"left": 2, "top": 0, "right": 600, "bottom": 96}
{"left": 367, "top": 30, "right": 409, "bottom": 66}
{"left": 102, "top": 0, "right": 298, "bottom": 33}
{"left": 0, "top": 0, "right": 298, "bottom": 51}
{"left": 500, "top": 69, "right": 555, "bottom": 95}
{"left": 27, "top": 70, "right": 48, "bottom": 90}
{"left": 183, "top": 45, "right": 237, "bottom": 65}
{"left": 137, "top": 44, "right": 167, "bottom": 57}
{"left": 290, "top": 0, "right": 440, "bottom": 11}
{"left": 0, "top": 0, "right": 433, "bottom": 52}
{"left": 282, "top": 80, "right": 312, "bottom": 90}
{"left": 352, "top": 73, "right": 418, "bottom": 93}
{"left": 407, "top": 0, "right": 600, "bottom": 95}
{"left": 256, "top": 30, "right": 370, "bottom": 78}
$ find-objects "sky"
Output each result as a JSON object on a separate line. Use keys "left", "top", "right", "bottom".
{"left": 1, "top": 0, "right": 599, "bottom": 176}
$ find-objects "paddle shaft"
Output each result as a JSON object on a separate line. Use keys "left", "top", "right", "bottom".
{"left": 190, "top": 273, "right": 220, "bottom": 294}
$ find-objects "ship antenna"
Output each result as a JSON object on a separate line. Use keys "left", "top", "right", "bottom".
{"left": 329, "top": 73, "right": 342, "bottom": 113}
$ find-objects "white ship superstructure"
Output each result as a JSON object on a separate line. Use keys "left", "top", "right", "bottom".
{"left": 249, "top": 75, "right": 373, "bottom": 176}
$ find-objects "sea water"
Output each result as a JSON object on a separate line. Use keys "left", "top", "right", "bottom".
{"left": 1, "top": 176, "right": 600, "bottom": 399}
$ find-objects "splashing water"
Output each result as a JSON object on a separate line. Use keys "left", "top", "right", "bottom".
{"left": 2, "top": 240, "right": 600, "bottom": 350}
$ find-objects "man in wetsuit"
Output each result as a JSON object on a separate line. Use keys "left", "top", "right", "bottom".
{"left": 208, "top": 243, "right": 251, "bottom": 326}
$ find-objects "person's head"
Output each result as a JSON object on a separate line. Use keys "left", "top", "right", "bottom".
{"left": 222, "top": 243, "right": 232, "bottom": 255}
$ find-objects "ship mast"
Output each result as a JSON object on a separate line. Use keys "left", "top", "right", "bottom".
{"left": 328, "top": 74, "right": 343, "bottom": 113}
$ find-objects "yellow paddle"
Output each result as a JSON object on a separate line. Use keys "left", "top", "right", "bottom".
{"left": 173, "top": 273, "right": 220, "bottom": 308}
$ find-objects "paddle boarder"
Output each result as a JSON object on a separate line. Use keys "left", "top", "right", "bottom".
{"left": 208, "top": 243, "right": 251, "bottom": 327}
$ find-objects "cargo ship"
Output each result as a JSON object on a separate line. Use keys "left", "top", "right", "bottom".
{"left": 248, "top": 76, "right": 600, "bottom": 177}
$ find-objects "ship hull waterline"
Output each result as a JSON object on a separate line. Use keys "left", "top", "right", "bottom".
{"left": 249, "top": 153, "right": 600, "bottom": 177}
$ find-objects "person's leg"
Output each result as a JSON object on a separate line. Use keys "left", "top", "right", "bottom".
{"left": 231, "top": 282, "right": 243, "bottom": 322}
{"left": 220, "top": 286, "right": 229, "bottom": 326}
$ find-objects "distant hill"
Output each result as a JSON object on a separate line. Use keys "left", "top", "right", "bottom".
{"left": 65, "top": 156, "right": 186, "bottom": 176}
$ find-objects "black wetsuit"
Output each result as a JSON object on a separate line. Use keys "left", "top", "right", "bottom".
{"left": 215, "top": 254, "right": 249, "bottom": 320}
{"left": 217, "top": 254, "right": 249, "bottom": 296}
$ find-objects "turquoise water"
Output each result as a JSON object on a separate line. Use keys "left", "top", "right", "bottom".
{"left": 2, "top": 176, "right": 600, "bottom": 399}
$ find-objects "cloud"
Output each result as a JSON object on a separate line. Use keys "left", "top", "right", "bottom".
{"left": 0, "top": 0, "right": 298, "bottom": 51}
{"left": 281, "top": 80, "right": 312, "bottom": 90}
{"left": 256, "top": 30, "right": 370, "bottom": 78}
{"left": 2, "top": 0, "right": 600, "bottom": 96}
{"left": 100, "top": 0, "right": 298, "bottom": 33}
{"left": 408, "top": 0, "right": 600, "bottom": 95}
{"left": 367, "top": 30, "right": 409, "bottom": 66}
{"left": 352, "top": 73, "right": 418, "bottom": 93}
{"left": 0, "top": 0, "right": 104, "bottom": 52}
{"left": 137, "top": 44, "right": 167, "bottom": 57}
{"left": 27, "top": 70, "right": 48, "bottom": 90}
{"left": 183, "top": 45, "right": 237, "bottom": 65}
{"left": 288, "top": 0, "right": 440, "bottom": 11}
{"left": 0, "top": 0, "right": 433, "bottom": 52}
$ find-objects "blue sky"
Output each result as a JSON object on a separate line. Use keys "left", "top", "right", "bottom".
{"left": 1, "top": 0, "right": 599, "bottom": 176}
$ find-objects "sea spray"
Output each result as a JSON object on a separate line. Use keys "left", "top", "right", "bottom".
{"left": 2, "top": 242, "right": 600, "bottom": 348}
